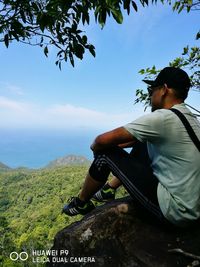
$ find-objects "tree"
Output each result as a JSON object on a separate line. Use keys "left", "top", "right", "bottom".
{"left": 0, "top": 0, "right": 143, "bottom": 69}
{"left": 0, "top": 0, "right": 199, "bottom": 88}
{"left": 0, "top": 0, "right": 195, "bottom": 66}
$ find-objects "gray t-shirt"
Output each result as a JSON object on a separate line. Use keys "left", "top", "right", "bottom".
{"left": 124, "top": 103, "right": 200, "bottom": 226}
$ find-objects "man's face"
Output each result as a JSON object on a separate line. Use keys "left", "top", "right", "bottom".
{"left": 148, "top": 85, "right": 164, "bottom": 112}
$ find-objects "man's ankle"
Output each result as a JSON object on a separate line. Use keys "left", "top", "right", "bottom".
{"left": 77, "top": 194, "right": 89, "bottom": 205}
{"left": 104, "top": 183, "right": 116, "bottom": 190}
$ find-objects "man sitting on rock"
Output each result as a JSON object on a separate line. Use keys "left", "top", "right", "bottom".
{"left": 63, "top": 67, "right": 200, "bottom": 227}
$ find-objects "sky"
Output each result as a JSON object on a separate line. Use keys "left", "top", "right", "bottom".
{"left": 0, "top": 3, "right": 199, "bottom": 133}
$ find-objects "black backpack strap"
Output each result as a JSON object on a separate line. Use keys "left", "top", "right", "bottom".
{"left": 170, "top": 108, "right": 200, "bottom": 152}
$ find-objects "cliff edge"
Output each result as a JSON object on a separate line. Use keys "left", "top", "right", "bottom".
{"left": 48, "top": 197, "right": 200, "bottom": 267}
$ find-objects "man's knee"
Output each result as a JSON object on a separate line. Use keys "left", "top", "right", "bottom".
{"left": 89, "top": 154, "right": 110, "bottom": 182}
{"left": 93, "top": 146, "right": 127, "bottom": 159}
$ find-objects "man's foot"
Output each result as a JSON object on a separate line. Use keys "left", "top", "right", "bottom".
{"left": 62, "top": 197, "right": 95, "bottom": 216}
{"left": 92, "top": 183, "right": 116, "bottom": 202}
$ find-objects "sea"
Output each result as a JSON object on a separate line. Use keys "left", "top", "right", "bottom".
{"left": 0, "top": 129, "right": 99, "bottom": 169}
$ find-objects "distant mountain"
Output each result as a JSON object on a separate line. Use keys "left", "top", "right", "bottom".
{"left": 0, "top": 162, "right": 11, "bottom": 171}
{"left": 46, "top": 154, "right": 91, "bottom": 168}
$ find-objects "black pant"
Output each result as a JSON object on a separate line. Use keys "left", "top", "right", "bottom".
{"left": 89, "top": 142, "right": 167, "bottom": 223}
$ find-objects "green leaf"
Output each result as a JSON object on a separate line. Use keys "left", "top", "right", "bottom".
{"left": 82, "top": 35, "right": 87, "bottom": 44}
{"left": 71, "top": 22, "right": 78, "bottom": 32}
{"left": 196, "top": 31, "right": 200, "bottom": 40}
{"left": 32, "top": 2, "right": 40, "bottom": 12}
{"left": 98, "top": 8, "right": 107, "bottom": 27}
{"left": 74, "top": 44, "right": 84, "bottom": 59}
{"left": 132, "top": 1, "right": 138, "bottom": 11}
{"left": 4, "top": 34, "right": 9, "bottom": 48}
{"left": 178, "top": 5, "right": 184, "bottom": 13}
{"left": 69, "top": 52, "right": 75, "bottom": 67}
{"left": 94, "top": 6, "right": 102, "bottom": 22}
{"left": 38, "top": 13, "right": 52, "bottom": 32}
{"left": 20, "top": 10, "right": 26, "bottom": 23}
{"left": 186, "top": 5, "right": 191, "bottom": 12}
{"left": 59, "top": 61, "right": 62, "bottom": 70}
{"left": 124, "top": 0, "right": 131, "bottom": 15}
{"left": 111, "top": 9, "right": 123, "bottom": 24}
{"left": 139, "top": 69, "right": 145, "bottom": 74}
{"left": 173, "top": 1, "right": 181, "bottom": 11}
{"left": 89, "top": 45, "right": 96, "bottom": 57}
{"left": 82, "top": 11, "right": 90, "bottom": 25}
{"left": 141, "top": 0, "right": 148, "bottom": 6}
{"left": 182, "top": 46, "right": 189, "bottom": 55}
{"left": 44, "top": 46, "right": 48, "bottom": 57}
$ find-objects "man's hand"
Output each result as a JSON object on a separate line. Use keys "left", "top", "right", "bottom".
{"left": 90, "top": 127, "right": 136, "bottom": 153}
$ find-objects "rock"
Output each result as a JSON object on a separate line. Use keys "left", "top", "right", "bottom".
{"left": 45, "top": 155, "right": 90, "bottom": 168}
{"left": 47, "top": 197, "right": 200, "bottom": 267}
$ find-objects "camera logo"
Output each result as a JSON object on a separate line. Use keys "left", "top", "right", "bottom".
{"left": 10, "top": 252, "right": 29, "bottom": 261}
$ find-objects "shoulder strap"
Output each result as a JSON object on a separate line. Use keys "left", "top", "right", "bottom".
{"left": 170, "top": 108, "right": 200, "bottom": 152}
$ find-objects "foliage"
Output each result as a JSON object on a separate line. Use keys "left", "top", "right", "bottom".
{"left": 0, "top": 165, "right": 127, "bottom": 266}
{"left": 0, "top": 0, "right": 97, "bottom": 69}
{"left": 1, "top": 0, "right": 199, "bottom": 68}
{"left": 0, "top": 166, "right": 84, "bottom": 266}
{"left": 171, "top": 0, "right": 200, "bottom": 12}
{"left": 0, "top": 0, "right": 143, "bottom": 69}
{"left": 1, "top": 0, "right": 199, "bottom": 107}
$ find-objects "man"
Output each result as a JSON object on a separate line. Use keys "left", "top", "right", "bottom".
{"left": 63, "top": 67, "right": 200, "bottom": 227}
{"left": 92, "top": 140, "right": 152, "bottom": 202}
{"left": 92, "top": 141, "right": 150, "bottom": 202}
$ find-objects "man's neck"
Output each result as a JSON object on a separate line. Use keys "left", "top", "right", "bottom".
{"left": 163, "top": 99, "right": 183, "bottom": 110}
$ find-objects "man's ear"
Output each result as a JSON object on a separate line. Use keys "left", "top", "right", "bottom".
{"left": 162, "top": 83, "right": 169, "bottom": 96}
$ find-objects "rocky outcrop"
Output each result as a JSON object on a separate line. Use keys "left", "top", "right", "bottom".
{"left": 46, "top": 155, "right": 90, "bottom": 168}
{"left": 48, "top": 197, "right": 200, "bottom": 267}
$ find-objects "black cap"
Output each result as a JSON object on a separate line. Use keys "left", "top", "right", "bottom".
{"left": 143, "top": 67, "right": 191, "bottom": 90}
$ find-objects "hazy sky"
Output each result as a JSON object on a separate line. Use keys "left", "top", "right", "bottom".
{"left": 0, "top": 3, "right": 199, "bottom": 132}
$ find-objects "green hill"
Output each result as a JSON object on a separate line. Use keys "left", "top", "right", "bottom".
{"left": 0, "top": 164, "right": 127, "bottom": 266}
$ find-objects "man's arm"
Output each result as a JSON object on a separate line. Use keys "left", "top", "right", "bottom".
{"left": 90, "top": 127, "right": 137, "bottom": 152}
